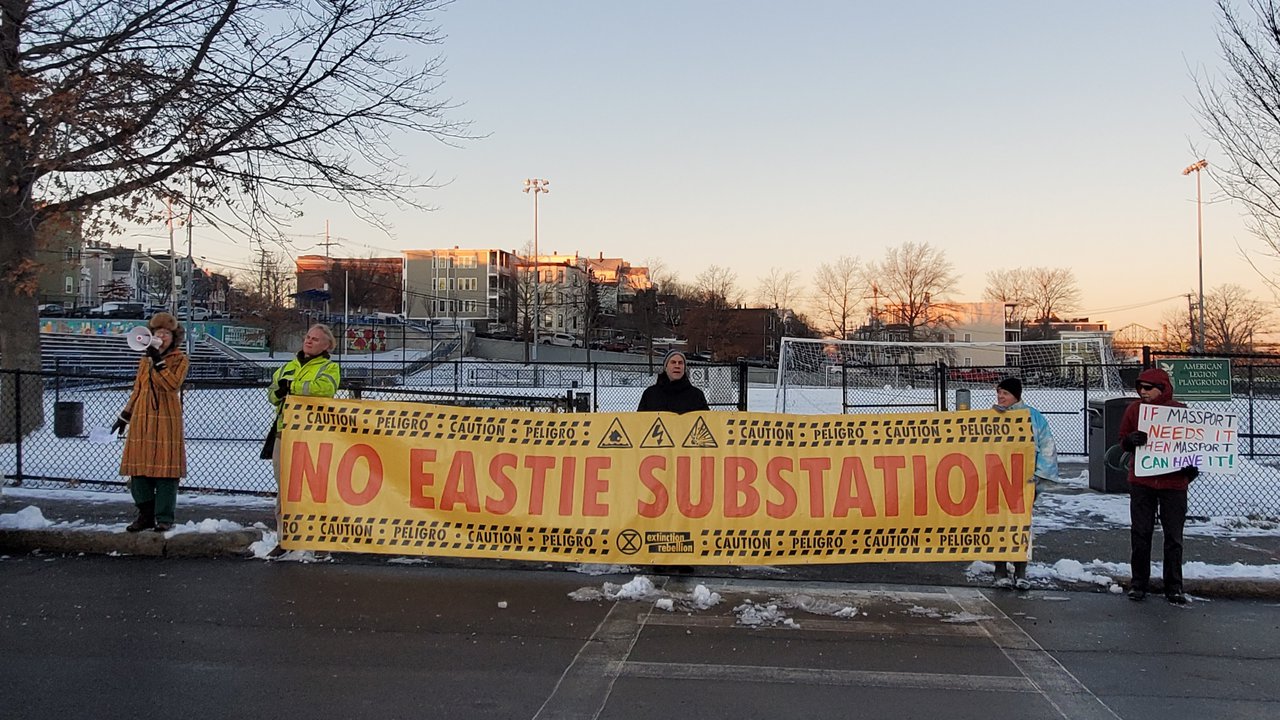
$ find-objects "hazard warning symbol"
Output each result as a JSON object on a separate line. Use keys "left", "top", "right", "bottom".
{"left": 598, "top": 418, "right": 633, "bottom": 448}
{"left": 683, "top": 417, "right": 718, "bottom": 448}
{"left": 641, "top": 418, "right": 675, "bottom": 448}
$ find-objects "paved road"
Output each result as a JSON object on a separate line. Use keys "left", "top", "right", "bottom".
{"left": 1, "top": 557, "right": 1277, "bottom": 720}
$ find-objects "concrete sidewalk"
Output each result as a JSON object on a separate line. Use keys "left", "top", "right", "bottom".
{"left": 4, "top": 476, "right": 1280, "bottom": 600}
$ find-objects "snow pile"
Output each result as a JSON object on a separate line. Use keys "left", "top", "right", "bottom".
{"left": 568, "top": 576, "right": 723, "bottom": 612}
{"left": 785, "top": 593, "right": 861, "bottom": 618}
{"left": 161, "top": 518, "right": 246, "bottom": 536}
{"left": 569, "top": 563, "right": 639, "bottom": 576}
{"left": 0, "top": 505, "right": 53, "bottom": 530}
{"left": 734, "top": 600, "right": 799, "bottom": 628}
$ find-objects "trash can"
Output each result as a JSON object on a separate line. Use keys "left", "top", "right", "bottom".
{"left": 1088, "top": 397, "right": 1133, "bottom": 492}
{"left": 53, "top": 401, "right": 83, "bottom": 438}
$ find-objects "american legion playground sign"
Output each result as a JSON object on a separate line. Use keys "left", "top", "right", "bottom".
{"left": 275, "top": 397, "right": 1038, "bottom": 565}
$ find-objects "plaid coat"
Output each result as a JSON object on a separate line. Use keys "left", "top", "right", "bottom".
{"left": 120, "top": 350, "right": 189, "bottom": 479}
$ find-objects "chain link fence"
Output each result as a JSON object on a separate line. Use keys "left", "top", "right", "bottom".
{"left": 4, "top": 354, "right": 1276, "bottom": 518}
{"left": 0, "top": 359, "right": 747, "bottom": 495}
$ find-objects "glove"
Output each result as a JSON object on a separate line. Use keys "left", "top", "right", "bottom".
{"left": 1181, "top": 466, "right": 1199, "bottom": 481}
{"left": 275, "top": 377, "right": 292, "bottom": 399}
{"left": 146, "top": 345, "right": 166, "bottom": 369}
{"left": 1123, "top": 430, "right": 1148, "bottom": 449}
{"left": 110, "top": 410, "right": 131, "bottom": 436}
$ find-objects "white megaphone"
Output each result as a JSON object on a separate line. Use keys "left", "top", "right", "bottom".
{"left": 126, "top": 326, "right": 162, "bottom": 352}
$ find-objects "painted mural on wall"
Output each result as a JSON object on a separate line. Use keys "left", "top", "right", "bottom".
{"left": 39, "top": 320, "right": 267, "bottom": 350}
{"left": 346, "top": 325, "right": 389, "bottom": 352}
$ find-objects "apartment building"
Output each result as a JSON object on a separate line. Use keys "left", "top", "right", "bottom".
{"left": 403, "top": 248, "right": 518, "bottom": 327}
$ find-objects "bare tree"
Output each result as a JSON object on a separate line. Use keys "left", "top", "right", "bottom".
{"left": 0, "top": 0, "right": 469, "bottom": 438}
{"left": 1196, "top": 0, "right": 1280, "bottom": 296}
{"left": 693, "top": 265, "right": 741, "bottom": 310}
{"left": 1204, "top": 283, "right": 1272, "bottom": 352}
{"left": 1026, "top": 267, "right": 1082, "bottom": 324}
{"left": 1159, "top": 305, "right": 1195, "bottom": 351}
{"left": 983, "top": 266, "right": 1034, "bottom": 304}
{"left": 324, "top": 255, "right": 401, "bottom": 315}
{"left": 810, "top": 256, "right": 864, "bottom": 339}
{"left": 872, "top": 241, "right": 958, "bottom": 341}
{"left": 983, "top": 266, "right": 1080, "bottom": 327}
{"left": 754, "top": 268, "right": 803, "bottom": 310}
{"left": 644, "top": 257, "right": 681, "bottom": 294}
{"left": 227, "top": 258, "right": 304, "bottom": 356}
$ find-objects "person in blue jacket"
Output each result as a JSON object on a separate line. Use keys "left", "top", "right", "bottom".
{"left": 991, "top": 377, "right": 1059, "bottom": 590}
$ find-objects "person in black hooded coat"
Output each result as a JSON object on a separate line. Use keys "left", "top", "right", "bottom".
{"left": 638, "top": 350, "right": 709, "bottom": 413}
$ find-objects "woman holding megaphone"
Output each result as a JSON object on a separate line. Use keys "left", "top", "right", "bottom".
{"left": 112, "top": 311, "right": 189, "bottom": 532}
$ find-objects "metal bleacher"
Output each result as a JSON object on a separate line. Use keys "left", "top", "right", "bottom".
{"left": 40, "top": 333, "right": 261, "bottom": 381}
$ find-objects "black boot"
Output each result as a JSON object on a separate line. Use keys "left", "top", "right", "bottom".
{"left": 127, "top": 501, "right": 155, "bottom": 532}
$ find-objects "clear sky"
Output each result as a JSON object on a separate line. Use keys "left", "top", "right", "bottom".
{"left": 176, "top": 1, "right": 1270, "bottom": 332}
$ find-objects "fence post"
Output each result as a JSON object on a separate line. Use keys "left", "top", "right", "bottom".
{"left": 591, "top": 362, "right": 599, "bottom": 413}
{"left": 738, "top": 360, "right": 748, "bottom": 411}
{"left": 13, "top": 369, "right": 23, "bottom": 485}
{"left": 1248, "top": 363, "right": 1256, "bottom": 457}
{"left": 936, "top": 361, "right": 948, "bottom": 411}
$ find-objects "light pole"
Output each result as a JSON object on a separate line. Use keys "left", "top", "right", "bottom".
{"left": 1182, "top": 159, "right": 1208, "bottom": 351}
{"left": 523, "top": 178, "right": 550, "bottom": 360}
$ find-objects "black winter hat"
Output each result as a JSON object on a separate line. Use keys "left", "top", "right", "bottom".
{"left": 997, "top": 377, "right": 1022, "bottom": 400}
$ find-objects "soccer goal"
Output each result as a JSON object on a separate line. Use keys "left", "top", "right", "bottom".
{"left": 774, "top": 337, "right": 1122, "bottom": 413}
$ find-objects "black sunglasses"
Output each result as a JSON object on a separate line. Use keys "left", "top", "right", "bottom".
{"left": 1136, "top": 382, "right": 1163, "bottom": 392}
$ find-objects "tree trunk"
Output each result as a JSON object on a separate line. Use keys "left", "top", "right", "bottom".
{"left": 0, "top": 213, "right": 44, "bottom": 442}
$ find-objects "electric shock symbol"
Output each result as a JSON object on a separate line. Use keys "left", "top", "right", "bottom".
{"left": 641, "top": 418, "right": 675, "bottom": 448}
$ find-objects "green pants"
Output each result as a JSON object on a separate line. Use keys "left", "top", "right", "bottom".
{"left": 130, "top": 476, "right": 179, "bottom": 524}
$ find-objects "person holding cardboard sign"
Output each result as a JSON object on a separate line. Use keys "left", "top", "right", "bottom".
{"left": 1118, "top": 367, "right": 1197, "bottom": 604}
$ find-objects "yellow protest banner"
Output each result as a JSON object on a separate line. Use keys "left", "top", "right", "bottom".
{"left": 277, "top": 397, "right": 1036, "bottom": 564}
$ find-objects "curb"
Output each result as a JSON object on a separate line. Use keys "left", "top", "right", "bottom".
{"left": 3, "top": 529, "right": 1280, "bottom": 600}
{"left": 0, "top": 528, "right": 262, "bottom": 558}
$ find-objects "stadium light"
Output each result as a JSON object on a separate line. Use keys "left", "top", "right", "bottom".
{"left": 1181, "top": 159, "right": 1208, "bottom": 352}
{"left": 523, "top": 178, "right": 550, "bottom": 359}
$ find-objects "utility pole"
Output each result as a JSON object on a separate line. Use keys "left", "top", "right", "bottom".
{"left": 321, "top": 220, "right": 338, "bottom": 318}
{"left": 166, "top": 198, "right": 179, "bottom": 314}
{"left": 185, "top": 182, "right": 195, "bottom": 353}
{"left": 257, "top": 241, "right": 269, "bottom": 297}
{"left": 1181, "top": 159, "right": 1208, "bottom": 352}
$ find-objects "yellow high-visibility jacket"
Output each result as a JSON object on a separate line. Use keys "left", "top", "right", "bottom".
{"left": 269, "top": 352, "right": 341, "bottom": 429}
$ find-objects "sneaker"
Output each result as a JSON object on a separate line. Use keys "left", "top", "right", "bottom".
{"left": 1128, "top": 587, "right": 1147, "bottom": 601}
{"left": 1014, "top": 578, "right": 1031, "bottom": 591}
{"left": 1166, "top": 591, "right": 1188, "bottom": 605}
{"left": 993, "top": 576, "right": 1013, "bottom": 589}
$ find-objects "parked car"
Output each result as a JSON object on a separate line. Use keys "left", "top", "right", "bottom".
{"left": 541, "top": 332, "right": 582, "bottom": 348}
{"left": 177, "top": 306, "right": 211, "bottom": 321}
{"left": 37, "top": 303, "right": 65, "bottom": 317}
{"left": 947, "top": 368, "right": 1002, "bottom": 383}
{"left": 87, "top": 301, "right": 145, "bottom": 319}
